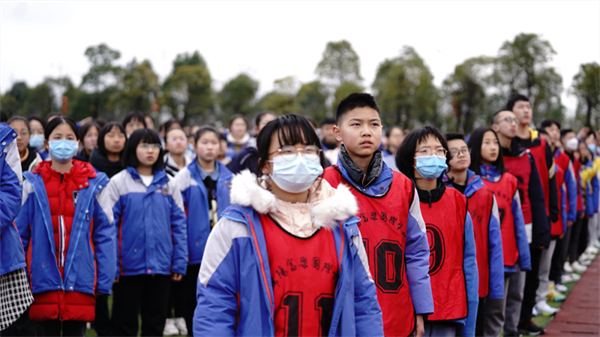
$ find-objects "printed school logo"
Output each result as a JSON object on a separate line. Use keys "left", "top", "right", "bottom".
{"left": 426, "top": 224, "right": 445, "bottom": 276}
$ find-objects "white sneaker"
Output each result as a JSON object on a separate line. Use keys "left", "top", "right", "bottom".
{"left": 585, "top": 246, "right": 598, "bottom": 255}
{"left": 163, "top": 318, "right": 179, "bottom": 336}
{"left": 569, "top": 272, "right": 581, "bottom": 281}
{"left": 532, "top": 306, "right": 538, "bottom": 316}
{"left": 572, "top": 261, "right": 588, "bottom": 273}
{"left": 174, "top": 317, "right": 188, "bottom": 335}
{"left": 535, "top": 300, "right": 559, "bottom": 316}
{"left": 580, "top": 253, "right": 594, "bottom": 262}
{"left": 564, "top": 261, "right": 574, "bottom": 273}
{"left": 594, "top": 239, "right": 600, "bottom": 248}
{"left": 561, "top": 274, "right": 574, "bottom": 283}
{"left": 555, "top": 283, "right": 568, "bottom": 292}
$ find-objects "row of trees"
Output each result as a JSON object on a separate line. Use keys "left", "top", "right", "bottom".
{"left": 1, "top": 33, "right": 598, "bottom": 133}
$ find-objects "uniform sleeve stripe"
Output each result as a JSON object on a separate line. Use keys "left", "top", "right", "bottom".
{"left": 352, "top": 232, "right": 374, "bottom": 283}
{"left": 199, "top": 218, "right": 249, "bottom": 287}
{"left": 410, "top": 188, "right": 426, "bottom": 232}
{"left": 6, "top": 141, "right": 23, "bottom": 185}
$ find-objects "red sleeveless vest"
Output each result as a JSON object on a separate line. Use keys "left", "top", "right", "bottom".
{"left": 323, "top": 166, "right": 416, "bottom": 337}
{"left": 482, "top": 172, "right": 520, "bottom": 267}
{"left": 504, "top": 151, "right": 533, "bottom": 225}
{"left": 526, "top": 136, "right": 551, "bottom": 216}
{"left": 464, "top": 180, "right": 494, "bottom": 298}
{"left": 552, "top": 166, "right": 565, "bottom": 236}
{"left": 260, "top": 214, "right": 339, "bottom": 337}
{"left": 421, "top": 187, "right": 468, "bottom": 322}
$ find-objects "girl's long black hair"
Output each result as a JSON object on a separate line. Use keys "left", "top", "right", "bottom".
{"left": 396, "top": 125, "right": 450, "bottom": 186}
{"left": 467, "top": 127, "right": 507, "bottom": 175}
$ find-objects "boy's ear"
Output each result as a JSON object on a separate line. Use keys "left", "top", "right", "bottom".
{"left": 491, "top": 124, "right": 499, "bottom": 133}
{"left": 333, "top": 125, "right": 343, "bottom": 142}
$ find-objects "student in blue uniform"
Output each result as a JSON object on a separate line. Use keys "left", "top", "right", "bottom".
{"left": 103, "top": 128, "right": 188, "bottom": 336}
{"left": 396, "top": 126, "right": 479, "bottom": 337}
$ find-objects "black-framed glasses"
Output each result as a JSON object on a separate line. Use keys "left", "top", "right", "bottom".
{"left": 269, "top": 145, "right": 322, "bottom": 161}
{"left": 449, "top": 148, "right": 471, "bottom": 157}
{"left": 499, "top": 117, "right": 520, "bottom": 125}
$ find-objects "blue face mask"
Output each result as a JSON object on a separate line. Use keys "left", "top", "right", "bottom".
{"left": 29, "top": 134, "right": 44, "bottom": 149}
{"left": 588, "top": 144, "right": 597, "bottom": 154}
{"left": 187, "top": 144, "right": 195, "bottom": 153}
{"left": 49, "top": 139, "right": 79, "bottom": 163}
{"left": 414, "top": 155, "right": 448, "bottom": 180}
{"left": 269, "top": 155, "right": 323, "bottom": 193}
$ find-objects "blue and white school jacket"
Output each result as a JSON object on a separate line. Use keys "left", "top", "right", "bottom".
{"left": 174, "top": 160, "right": 232, "bottom": 265}
{"left": 102, "top": 167, "right": 188, "bottom": 277}
{"left": 194, "top": 171, "right": 383, "bottom": 336}
{"left": 16, "top": 170, "right": 115, "bottom": 295}
{"left": 0, "top": 124, "right": 24, "bottom": 276}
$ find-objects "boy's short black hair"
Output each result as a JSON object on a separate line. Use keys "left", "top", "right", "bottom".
{"left": 122, "top": 111, "right": 147, "bottom": 128}
{"left": 540, "top": 119, "right": 561, "bottom": 130}
{"left": 506, "top": 94, "right": 530, "bottom": 111}
{"left": 335, "top": 93, "right": 380, "bottom": 125}
{"left": 321, "top": 117, "right": 336, "bottom": 127}
{"left": 122, "top": 128, "right": 164, "bottom": 172}
{"left": 560, "top": 129, "right": 574, "bottom": 138}
{"left": 444, "top": 132, "right": 465, "bottom": 143}
{"left": 491, "top": 109, "right": 511, "bottom": 124}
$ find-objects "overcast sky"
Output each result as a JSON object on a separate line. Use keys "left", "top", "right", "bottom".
{"left": 2, "top": 1, "right": 599, "bottom": 117}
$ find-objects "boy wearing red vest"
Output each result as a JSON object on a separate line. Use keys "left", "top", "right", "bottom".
{"left": 323, "top": 93, "right": 433, "bottom": 337}
{"left": 492, "top": 109, "right": 550, "bottom": 336}
{"left": 443, "top": 133, "right": 504, "bottom": 336}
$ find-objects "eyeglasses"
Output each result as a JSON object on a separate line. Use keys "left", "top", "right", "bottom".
{"left": 499, "top": 117, "right": 520, "bottom": 125}
{"left": 138, "top": 143, "right": 161, "bottom": 150}
{"left": 416, "top": 147, "right": 447, "bottom": 157}
{"left": 449, "top": 148, "right": 471, "bottom": 157}
{"left": 269, "top": 145, "right": 322, "bottom": 161}
{"left": 170, "top": 137, "right": 187, "bottom": 143}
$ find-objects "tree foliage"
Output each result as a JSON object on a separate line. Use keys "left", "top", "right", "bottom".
{"left": 372, "top": 46, "right": 438, "bottom": 128}
{"left": 331, "top": 82, "right": 365, "bottom": 112}
{"left": 296, "top": 80, "right": 328, "bottom": 121}
{"left": 491, "top": 33, "right": 564, "bottom": 125}
{"left": 219, "top": 73, "right": 259, "bottom": 119}
{"left": 572, "top": 62, "right": 600, "bottom": 127}
{"left": 316, "top": 40, "right": 362, "bottom": 87}
{"left": 114, "top": 58, "right": 159, "bottom": 113}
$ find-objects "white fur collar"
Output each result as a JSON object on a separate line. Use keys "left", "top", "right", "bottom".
{"left": 230, "top": 170, "right": 358, "bottom": 230}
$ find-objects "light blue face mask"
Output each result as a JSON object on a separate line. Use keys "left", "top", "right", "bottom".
{"left": 187, "top": 144, "right": 195, "bottom": 153}
{"left": 29, "top": 134, "right": 45, "bottom": 149}
{"left": 49, "top": 139, "right": 79, "bottom": 163}
{"left": 588, "top": 144, "right": 597, "bottom": 154}
{"left": 414, "top": 155, "right": 448, "bottom": 180}
{"left": 269, "top": 155, "right": 323, "bottom": 193}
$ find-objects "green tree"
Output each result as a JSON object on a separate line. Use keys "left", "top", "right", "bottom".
{"left": 372, "top": 46, "right": 438, "bottom": 128}
{"left": 219, "top": 73, "right": 259, "bottom": 118}
{"left": 25, "top": 82, "right": 55, "bottom": 117}
{"left": 442, "top": 57, "right": 494, "bottom": 133}
{"left": 1, "top": 82, "right": 29, "bottom": 116}
{"left": 491, "top": 33, "right": 564, "bottom": 124}
{"left": 162, "top": 64, "right": 213, "bottom": 125}
{"left": 331, "top": 82, "right": 365, "bottom": 112}
{"left": 571, "top": 62, "right": 600, "bottom": 127}
{"left": 316, "top": 40, "right": 362, "bottom": 87}
{"left": 114, "top": 58, "right": 159, "bottom": 113}
{"left": 79, "top": 43, "right": 122, "bottom": 119}
{"left": 257, "top": 77, "right": 300, "bottom": 114}
{"left": 296, "top": 80, "right": 328, "bottom": 121}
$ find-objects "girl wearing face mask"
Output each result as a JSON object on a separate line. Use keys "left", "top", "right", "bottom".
{"left": 15, "top": 116, "right": 116, "bottom": 337}
{"left": 167, "top": 126, "right": 232, "bottom": 335}
{"left": 27, "top": 115, "right": 49, "bottom": 160}
{"left": 163, "top": 127, "right": 194, "bottom": 177}
{"left": 396, "top": 126, "right": 478, "bottom": 337}
{"left": 467, "top": 127, "right": 532, "bottom": 336}
{"left": 7, "top": 116, "right": 43, "bottom": 173}
{"left": 194, "top": 114, "right": 383, "bottom": 336}
{"left": 74, "top": 122, "right": 100, "bottom": 162}
{"left": 103, "top": 128, "right": 187, "bottom": 337}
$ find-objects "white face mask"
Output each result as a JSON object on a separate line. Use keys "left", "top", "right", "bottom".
{"left": 269, "top": 155, "right": 323, "bottom": 193}
{"left": 566, "top": 137, "right": 579, "bottom": 151}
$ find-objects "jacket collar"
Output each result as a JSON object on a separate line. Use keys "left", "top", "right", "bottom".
{"left": 338, "top": 144, "right": 383, "bottom": 189}
{"left": 126, "top": 166, "right": 168, "bottom": 187}
{"left": 480, "top": 165, "right": 503, "bottom": 182}
{"left": 0, "top": 124, "right": 17, "bottom": 152}
{"left": 502, "top": 137, "right": 527, "bottom": 157}
{"left": 416, "top": 182, "right": 446, "bottom": 208}
{"left": 229, "top": 170, "right": 358, "bottom": 231}
{"left": 443, "top": 169, "right": 484, "bottom": 197}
